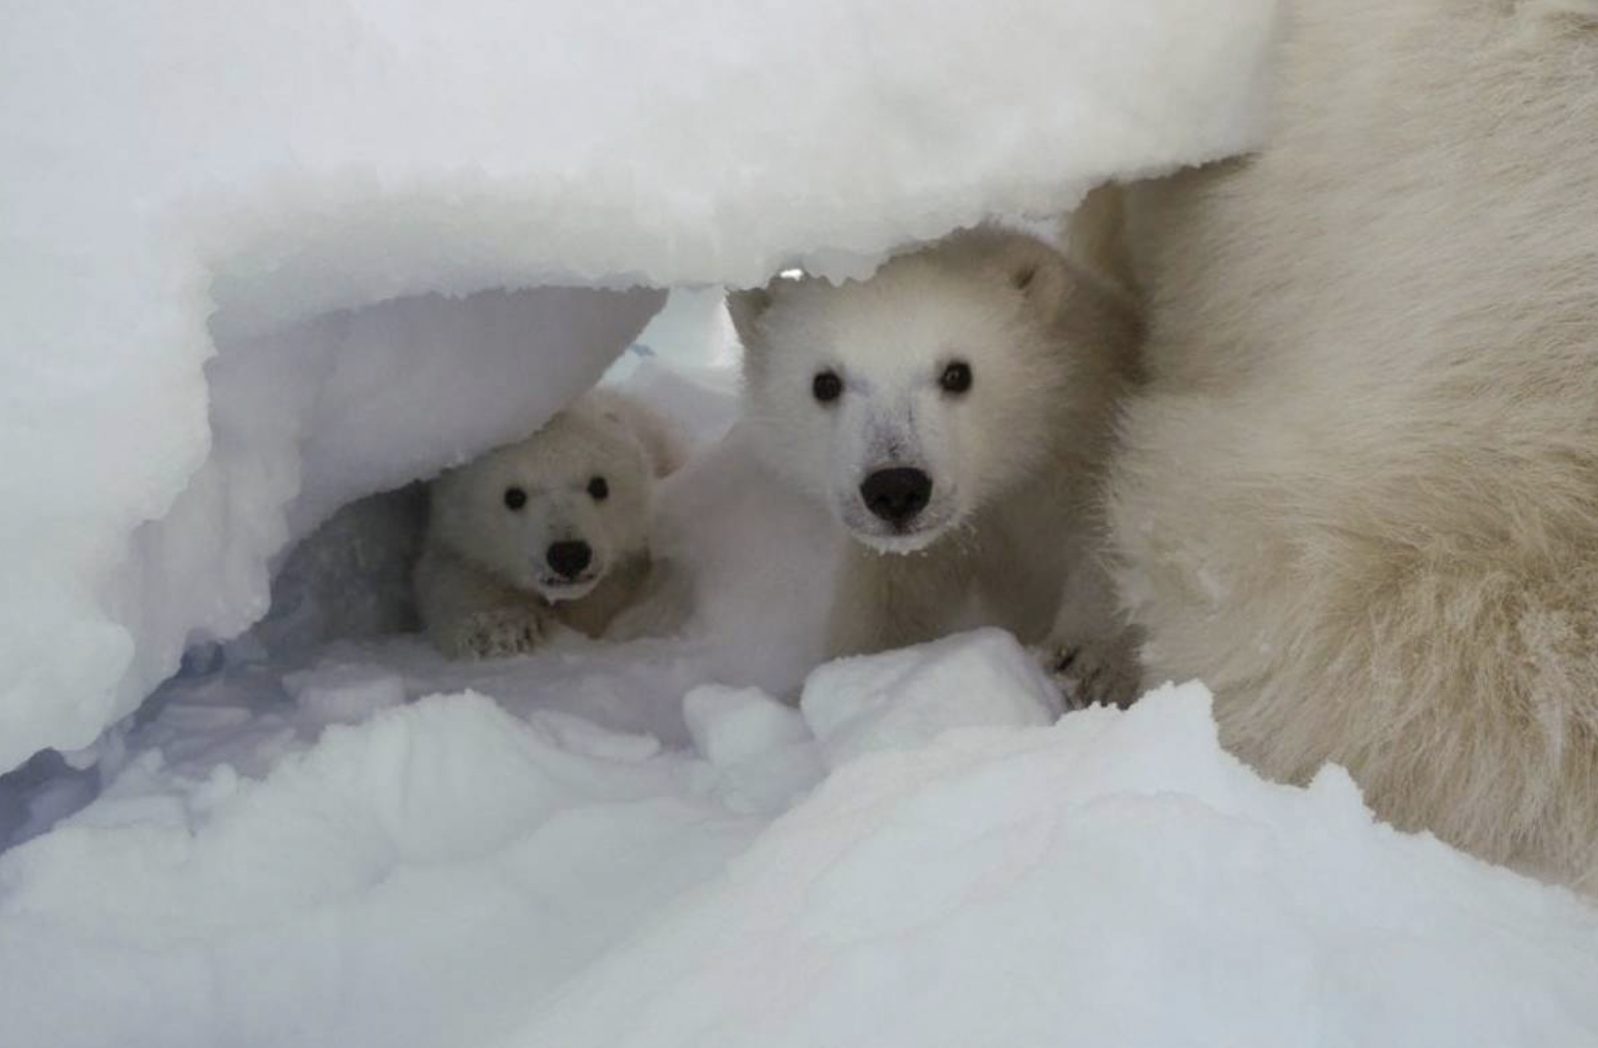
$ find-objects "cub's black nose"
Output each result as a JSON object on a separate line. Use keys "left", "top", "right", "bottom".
{"left": 860, "top": 467, "right": 933, "bottom": 526}
{"left": 545, "top": 540, "right": 593, "bottom": 579}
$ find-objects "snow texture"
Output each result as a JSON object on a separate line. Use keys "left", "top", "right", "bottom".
{"left": 1, "top": 0, "right": 1280, "bottom": 770}
{"left": 802, "top": 628, "right": 1062, "bottom": 770}
{"left": 513, "top": 681, "right": 1598, "bottom": 1048}
{"left": 5, "top": 638, "right": 1596, "bottom": 1048}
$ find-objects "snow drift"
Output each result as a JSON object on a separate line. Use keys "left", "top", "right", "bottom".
{"left": 4, "top": 631, "right": 1594, "bottom": 1048}
{"left": 0, "top": 0, "right": 1280, "bottom": 769}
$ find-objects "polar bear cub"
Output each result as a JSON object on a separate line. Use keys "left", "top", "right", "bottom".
{"left": 415, "top": 389, "right": 683, "bottom": 659}
{"left": 731, "top": 226, "right": 1143, "bottom": 708}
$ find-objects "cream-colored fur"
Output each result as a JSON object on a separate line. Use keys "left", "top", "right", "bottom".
{"left": 415, "top": 389, "right": 685, "bottom": 658}
{"left": 733, "top": 228, "right": 1143, "bottom": 707}
{"left": 1106, "top": 0, "right": 1598, "bottom": 887}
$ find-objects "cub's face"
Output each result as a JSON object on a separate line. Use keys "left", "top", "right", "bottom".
{"left": 733, "top": 231, "right": 1074, "bottom": 553}
{"left": 431, "top": 407, "right": 654, "bottom": 602}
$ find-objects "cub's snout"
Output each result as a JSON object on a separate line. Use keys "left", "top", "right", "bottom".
{"left": 859, "top": 466, "right": 933, "bottom": 528}
{"left": 544, "top": 539, "right": 593, "bottom": 580}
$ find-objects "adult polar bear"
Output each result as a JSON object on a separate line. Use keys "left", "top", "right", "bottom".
{"left": 1109, "top": 0, "right": 1598, "bottom": 888}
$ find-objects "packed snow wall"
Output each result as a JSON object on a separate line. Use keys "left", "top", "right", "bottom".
{"left": 0, "top": 0, "right": 1281, "bottom": 771}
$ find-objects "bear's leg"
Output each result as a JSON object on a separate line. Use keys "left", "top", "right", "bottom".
{"left": 1036, "top": 557, "right": 1143, "bottom": 710}
{"left": 415, "top": 547, "right": 552, "bottom": 659}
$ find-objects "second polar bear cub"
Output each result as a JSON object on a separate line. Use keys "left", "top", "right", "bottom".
{"left": 415, "top": 389, "right": 684, "bottom": 659}
{"left": 731, "top": 225, "right": 1142, "bottom": 707}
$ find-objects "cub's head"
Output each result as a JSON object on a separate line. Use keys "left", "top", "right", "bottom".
{"left": 429, "top": 394, "right": 672, "bottom": 602}
{"left": 731, "top": 228, "right": 1114, "bottom": 553}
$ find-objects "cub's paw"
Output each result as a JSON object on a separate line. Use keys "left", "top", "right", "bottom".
{"left": 450, "top": 608, "right": 549, "bottom": 659}
{"left": 1036, "top": 635, "right": 1142, "bottom": 712}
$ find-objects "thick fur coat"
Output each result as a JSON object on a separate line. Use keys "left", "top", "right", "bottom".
{"left": 1107, "top": 0, "right": 1598, "bottom": 887}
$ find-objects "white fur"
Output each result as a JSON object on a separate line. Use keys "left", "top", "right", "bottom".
{"left": 733, "top": 228, "right": 1143, "bottom": 707}
{"left": 414, "top": 389, "right": 685, "bottom": 658}
{"left": 1106, "top": 0, "right": 1598, "bottom": 887}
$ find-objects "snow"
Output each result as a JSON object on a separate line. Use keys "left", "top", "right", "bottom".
{"left": 5, "top": 635, "right": 1597, "bottom": 1047}
{"left": 2, "top": 0, "right": 1280, "bottom": 768}
{"left": 282, "top": 663, "right": 406, "bottom": 725}
{"left": 684, "top": 684, "right": 811, "bottom": 769}
{"left": 0, "top": 693, "right": 763, "bottom": 1048}
{"left": 801, "top": 628, "right": 1062, "bottom": 770}
{"left": 3, "top": 358, "right": 1596, "bottom": 1048}
{"left": 511, "top": 684, "right": 1598, "bottom": 1048}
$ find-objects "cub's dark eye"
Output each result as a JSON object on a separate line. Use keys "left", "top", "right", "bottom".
{"left": 587, "top": 475, "right": 610, "bottom": 501}
{"left": 940, "top": 361, "right": 973, "bottom": 395}
{"left": 503, "top": 486, "right": 527, "bottom": 510}
{"left": 812, "top": 369, "right": 843, "bottom": 403}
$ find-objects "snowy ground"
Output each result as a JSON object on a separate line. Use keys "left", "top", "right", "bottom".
{"left": 3, "top": 335, "right": 1597, "bottom": 1048}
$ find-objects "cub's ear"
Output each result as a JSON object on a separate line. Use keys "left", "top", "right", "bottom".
{"left": 726, "top": 284, "right": 775, "bottom": 350}
{"left": 1059, "top": 182, "right": 1141, "bottom": 308}
{"left": 631, "top": 412, "right": 686, "bottom": 479}
{"left": 991, "top": 233, "right": 1072, "bottom": 322}
{"left": 583, "top": 389, "right": 685, "bottom": 480}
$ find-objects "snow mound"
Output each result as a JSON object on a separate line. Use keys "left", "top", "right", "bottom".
{"left": 512, "top": 679, "right": 1598, "bottom": 1048}
{"left": 685, "top": 685, "right": 811, "bottom": 768}
{"left": 802, "top": 627, "right": 1061, "bottom": 769}
{"left": 282, "top": 663, "right": 407, "bottom": 725}
{"left": 5, "top": 630, "right": 1595, "bottom": 1048}
{"left": 0, "top": 693, "right": 764, "bottom": 1048}
{"left": 1, "top": 0, "right": 1281, "bottom": 770}
{"left": 684, "top": 684, "right": 823, "bottom": 815}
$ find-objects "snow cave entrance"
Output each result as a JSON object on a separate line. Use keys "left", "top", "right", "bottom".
{"left": 0, "top": 275, "right": 821, "bottom": 851}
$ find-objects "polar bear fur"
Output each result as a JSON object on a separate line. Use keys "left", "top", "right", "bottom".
{"left": 415, "top": 389, "right": 684, "bottom": 659}
{"left": 1106, "top": 0, "right": 1598, "bottom": 887}
{"left": 731, "top": 227, "right": 1143, "bottom": 708}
